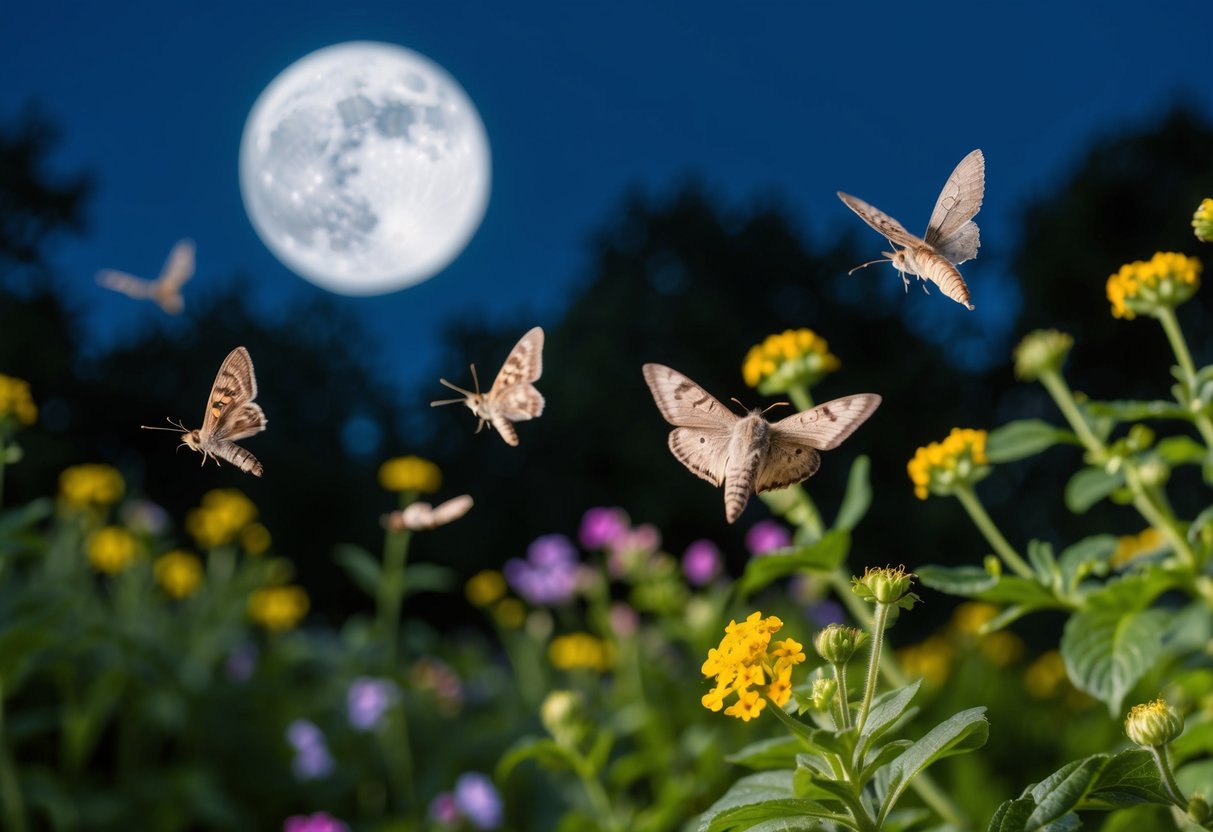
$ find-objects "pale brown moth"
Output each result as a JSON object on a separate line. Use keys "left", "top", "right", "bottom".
{"left": 431, "top": 327, "right": 545, "bottom": 446}
{"left": 642, "top": 363, "right": 880, "bottom": 524}
{"left": 141, "top": 346, "right": 267, "bottom": 476}
{"left": 97, "top": 239, "right": 195, "bottom": 315}
{"left": 838, "top": 149, "right": 984, "bottom": 310}
{"left": 383, "top": 494, "right": 474, "bottom": 532}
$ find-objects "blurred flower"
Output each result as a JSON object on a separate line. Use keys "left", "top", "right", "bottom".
{"left": 1124, "top": 697, "right": 1184, "bottom": 747}
{"left": 805, "top": 599, "right": 846, "bottom": 628}
{"left": 86, "top": 526, "right": 137, "bottom": 575}
{"left": 1106, "top": 251, "right": 1201, "bottom": 319}
{"left": 410, "top": 658, "right": 463, "bottom": 716}
{"left": 549, "top": 632, "right": 614, "bottom": 672}
{"left": 1024, "top": 650, "right": 1067, "bottom": 699}
{"left": 429, "top": 792, "right": 460, "bottom": 824}
{"left": 225, "top": 643, "right": 258, "bottom": 683}
{"left": 609, "top": 522, "right": 660, "bottom": 556}
{"left": 541, "top": 689, "right": 588, "bottom": 748}
{"left": 283, "top": 812, "right": 349, "bottom": 832}
{"left": 852, "top": 565, "right": 918, "bottom": 609}
{"left": 809, "top": 676, "right": 838, "bottom": 711}
{"left": 896, "top": 635, "right": 954, "bottom": 686}
{"left": 491, "top": 598, "right": 525, "bottom": 628}
{"left": 347, "top": 676, "right": 400, "bottom": 731}
{"left": 59, "top": 464, "right": 124, "bottom": 511}
{"left": 240, "top": 522, "right": 272, "bottom": 555}
{"left": 745, "top": 520, "right": 791, "bottom": 556}
{"left": 0, "top": 373, "right": 37, "bottom": 428}
{"left": 249, "top": 585, "right": 309, "bottom": 632}
{"left": 701, "top": 612, "right": 804, "bottom": 720}
{"left": 384, "top": 494, "right": 473, "bottom": 531}
{"left": 579, "top": 506, "right": 630, "bottom": 549}
{"left": 454, "top": 772, "right": 503, "bottom": 830}
{"left": 186, "top": 488, "right": 257, "bottom": 548}
{"left": 154, "top": 550, "right": 203, "bottom": 599}
{"left": 950, "top": 602, "right": 999, "bottom": 636}
{"left": 1013, "top": 329, "right": 1073, "bottom": 382}
{"left": 120, "top": 500, "right": 169, "bottom": 536}
{"left": 742, "top": 328, "right": 840, "bottom": 393}
{"left": 682, "top": 539, "right": 722, "bottom": 585}
{"left": 378, "top": 455, "right": 441, "bottom": 493}
{"left": 907, "top": 428, "right": 989, "bottom": 500}
{"left": 608, "top": 602, "right": 640, "bottom": 638}
{"left": 1110, "top": 527, "right": 1167, "bottom": 568}
{"left": 1192, "top": 198, "right": 1213, "bottom": 242}
{"left": 504, "top": 534, "right": 579, "bottom": 605}
{"left": 465, "top": 570, "right": 507, "bottom": 607}
{"left": 286, "top": 719, "right": 334, "bottom": 781}
{"left": 978, "top": 631, "right": 1026, "bottom": 667}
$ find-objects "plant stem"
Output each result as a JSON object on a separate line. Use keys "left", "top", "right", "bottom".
{"left": 953, "top": 485, "right": 1033, "bottom": 579}
{"left": 574, "top": 756, "right": 620, "bottom": 832}
{"left": 832, "top": 662, "right": 851, "bottom": 729}
{"left": 1156, "top": 307, "right": 1213, "bottom": 451}
{"left": 1039, "top": 370, "right": 1103, "bottom": 454}
{"left": 826, "top": 571, "right": 903, "bottom": 686}
{"left": 786, "top": 385, "right": 816, "bottom": 412}
{"left": 1148, "top": 745, "right": 1187, "bottom": 808}
{"left": 0, "top": 434, "right": 6, "bottom": 510}
{"left": 0, "top": 681, "right": 28, "bottom": 832}
{"left": 855, "top": 602, "right": 889, "bottom": 733}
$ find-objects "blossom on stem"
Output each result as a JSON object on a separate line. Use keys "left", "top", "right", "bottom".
{"left": 1124, "top": 698, "right": 1184, "bottom": 748}
{"left": 1013, "top": 329, "right": 1073, "bottom": 382}
{"left": 453, "top": 772, "right": 503, "bottom": 830}
{"left": 1106, "top": 251, "right": 1201, "bottom": 319}
{"left": 285, "top": 719, "right": 334, "bottom": 781}
{"left": 86, "top": 526, "right": 137, "bottom": 574}
{"left": 578, "top": 506, "right": 630, "bottom": 549}
{"left": 745, "top": 519, "right": 791, "bottom": 555}
{"left": 59, "top": 464, "right": 124, "bottom": 511}
{"left": 681, "top": 539, "right": 723, "bottom": 585}
{"left": 154, "top": 550, "right": 203, "bottom": 598}
{"left": 0, "top": 374, "right": 37, "bottom": 429}
{"left": 186, "top": 488, "right": 258, "bottom": 548}
{"left": 346, "top": 676, "right": 400, "bottom": 731}
{"left": 378, "top": 455, "right": 442, "bottom": 493}
{"left": 851, "top": 565, "right": 919, "bottom": 609}
{"left": 249, "top": 585, "right": 309, "bottom": 632}
{"left": 907, "top": 428, "right": 989, "bottom": 500}
{"left": 701, "top": 612, "right": 805, "bottom": 720}
{"left": 742, "top": 328, "right": 840, "bottom": 394}
{"left": 1193, "top": 198, "right": 1213, "bottom": 243}
{"left": 548, "top": 632, "right": 614, "bottom": 672}
{"left": 504, "top": 534, "right": 579, "bottom": 605}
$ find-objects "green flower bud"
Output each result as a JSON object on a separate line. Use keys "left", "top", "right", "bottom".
{"left": 541, "top": 689, "right": 588, "bottom": 748}
{"left": 1124, "top": 698, "right": 1184, "bottom": 748}
{"left": 983, "top": 555, "right": 1002, "bottom": 578}
{"left": 1126, "top": 424, "right": 1155, "bottom": 452}
{"left": 1137, "top": 458, "right": 1170, "bottom": 488}
{"left": 808, "top": 677, "right": 838, "bottom": 711}
{"left": 852, "top": 565, "right": 919, "bottom": 610}
{"left": 1013, "top": 329, "right": 1074, "bottom": 382}
{"left": 1193, "top": 199, "right": 1213, "bottom": 243}
{"left": 813, "top": 624, "right": 868, "bottom": 665}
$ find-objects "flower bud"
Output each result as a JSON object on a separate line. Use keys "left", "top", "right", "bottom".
{"left": 813, "top": 624, "right": 867, "bottom": 665}
{"left": 852, "top": 565, "right": 919, "bottom": 609}
{"left": 808, "top": 677, "right": 838, "bottom": 711}
{"left": 1126, "top": 424, "right": 1155, "bottom": 452}
{"left": 541, "top": 690, "right": 588, "bottom": 748}
{"left": 1124, "top": 698, "right": 1184, "bottom": 747}
{"left": 1013, "top": 330, "right": 1073, "bottom": 382}
{"left": 1136, "top": 458, "right": 1170, "bottom": 488}
{"left": 1193, "top": 198, "right": 1213, "bottom": 243}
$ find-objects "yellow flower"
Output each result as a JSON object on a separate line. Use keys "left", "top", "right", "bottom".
{"left": 1013, "top": 330, "right": 1073, "bottom": 382}
{"left": 1110, "top": 527, "right": 1167, "bottom": 568}
{"left": 950, "top": 602, "right": 999, "bottom": 636}
{"left": 59, "top": 464, "right": 125, "bottom": 510}
{"left": 240, "top": 523, "right": 272, "bottom": 555}
{"left": 907, "top": 428, "right": 989, "bottom": 500}
{"left": 1024, "top": 650, "right": 1068, "bottom": 699}
{"left": 701, "top": 611, "right": 803, "bottom": 720}
{"left": 548, "top": 633, "right": 615, "bottom": 672}
{"left": 492, "top": 598, "right": 525, "bottom": 629}
{"left": 248, "top": 585, "right": 309, "bottom": 632}
{"left": 1106, "top": 252, "right": 1201, "bottom": 319}
{"left": 466, "top": 570, "right": 506, "bottom": 607}
{"left": 186, "top": 489, "right": 257, "bottom": 548}
{"left": 86, "top": 526, "right": 137, "bottom": 575}
{"left": 0, "top": 373, "right": 37, "bottom": 427}
{"left": 896, "top": 635, "right": 954, "bottom": 686}
{"left": 154, "top": 550, "right": 203, "bottom": 599}
{"left": 742, "top": 328, "right": 841, "bottom": 394}
{"left": 1193, "top": 198, "right": 1213, "bottom": 243}
{"left": 378, "top": 455, "right": 442, "bottom": 493}
{"left": 977, "top": 631, "right": 1026, "bottom": 667}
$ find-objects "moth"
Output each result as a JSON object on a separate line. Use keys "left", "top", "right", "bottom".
{"left": 642, "top": 363, "right": 880, "bottom": 524}
{"left": 838, "top": 149, "right": 984, "bottom": 310}
{"left": 141, "top": 346, "right": 268, "bottom": 476}
{"left": 383, "top": 495, "right": 474, "bottom": 532}
{"left": 431, "top": 326, "right": 545, "bottom": 446}
{"left": 97, "top": 238, "right": 195, "bottom": 315}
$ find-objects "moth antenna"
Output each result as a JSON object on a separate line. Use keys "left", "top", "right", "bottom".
{"left": 728, "top": 397, "right": 750, "bottom": 414}
{"left": 761, "top": 401, "right": 791, "bottom": 415}
{"left": 430, "top": 396, "right": 468, "bottom": 408}
{"left": 141, "top": 417, "right": 188, "bottom": 432}
{"left": 436, "top": 378, "right": 474, "bottom": 397}
{"left": 847, "top": 258, "right": 890, "bottom": 276}
{"left": 469, "top": 364, "right": 481, "bottom": 396}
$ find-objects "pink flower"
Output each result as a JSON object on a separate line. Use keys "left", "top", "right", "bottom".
{"left": 745, "top": 520, "right": 791, "bottom": 555}
{"left": 283, "top": 812, "right": 348, "bottom": 832}
{"left": 579, "top": 507, "right": 630, "bottom": 549}
{"left": 609, "top": 602, "right": 640, "bottom": 637}
{"left": 681, "top": 539, "right": 722, "bottom": 585}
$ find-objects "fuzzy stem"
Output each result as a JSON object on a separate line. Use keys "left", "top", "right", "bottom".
{"left": 1039, "top": 369, "right": 1104, "bottom": 453}
{"left": 953, "top": 484, "right": 1034, "bottom": 579}
{"left": 855, "top": 602, "right": 889, "bottom": 733}
{"left": 1148, "top": 745, "right": 1187, "bottom": 808}
{"left": 1156, "top": 307, "right": 1213, "bottom": 450}
{"left": 832, "top": 662, "right": 851, "bottom": 730}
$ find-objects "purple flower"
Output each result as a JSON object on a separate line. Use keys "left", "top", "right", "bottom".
{"left": 454, "top": 772, "right": 503, "bottom": 830}
{"left": 609, "top": 523, "right": 660, "bottom": 556}
{"left": 286, "top": 719, "right": 324, "bottom": 752}
{"left": 579, "top": 507, "right": 630, "bottom": 549}
{"left": 429, "top": 792, "right": 460, "bottom": 823}
{"left": 225, "top": 643, "right": 258, "bottom": 683}
{"left": 682, "top": 539, "right": 722, "bottom": 586}
{"left": 283, "top": 812, "right": 349, "bottom": 832}
{"left": 504, "top": 534, "right": 579, "bottom": 605}
{"left": 609, "top": 602, "right": 639, "bottom": 638}
{"left": 745, "top": 520, "right": 791, "bottom": 556}
{"left": 286, "top": 720, "right": 333, "bottom": 781}
{"left": 347, "top": 676, "right": 400, "bottom": 731}
{"left": 807, "top": 600, "right": 846, "bottom": 628}
{"left": 528, "top": 534, "right": 577, "bottom": 567}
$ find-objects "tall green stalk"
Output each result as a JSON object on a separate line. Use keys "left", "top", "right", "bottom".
{"left": 952, "top": 485, "right": 1033, "bottom": 579}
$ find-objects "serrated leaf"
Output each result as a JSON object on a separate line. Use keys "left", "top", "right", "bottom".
{"left": 736, "top": 530, "right": 849, "bottom": 596}
{"left": 881, "top": 708, "right": 988, "bottom": 816}
{"left": 1061, "top": 608, "right": 1169, "bottom": 714}
{"left": 332, "top": 544, "right": 382, "bottom": 596}
{"left": 1065, "top": 467, "right": 1124, "bottom": 514}
{"left": 986, "top": 420, "right": 1075, "bottom": 462}
{"left": 1154, "top": 435, "right": 1206, "bottom": 465}
{"left": 834, "top": 455, "right": 871, "bottom": 532}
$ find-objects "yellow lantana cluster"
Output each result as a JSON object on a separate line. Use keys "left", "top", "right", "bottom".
{"left": 907, "top": 428, "right": 989, "bottom": 500}
{"left": 1106, "top": 252, "right": 1202, "bottom": 319}
{"left": 0, "top": 374, "right": 37, "bottom": 428}
{"left": 1193, "top": 198, "right": 1213, "bottom": 243}
{"left": 378, "top": 455, "right": 442, "bottom": 494}
{"left": 186, "top": 489, "right": 258, "bottom": 549}
{"left": 549, "top": 633, "right": 615, "bottom": 672}
{"left": 86, "top": 526, "right": 138, "bottom": 575}
{"left": 701, "top": 612, "right": 805, "bottom": 721}
{"left": 155, "top": 550, "right": 204, "bottom": 599}
{"left": 248, "top": 585, "right": 309, "bottom": 632}
{"left": 1110, "top": 527, "right": 1166, "bottom": 568}
{"left": 742, "top": 328, "right": 840, "bottom": 394}
{"left": 59, "top": 464, "right": 125, "bottom": 511}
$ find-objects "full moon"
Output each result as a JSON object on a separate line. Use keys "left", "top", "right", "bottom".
{"left": 239, "top": 41, "right": 491, "bottom": 295}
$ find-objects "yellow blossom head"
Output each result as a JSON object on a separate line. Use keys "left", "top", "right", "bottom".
{"left": 248, "top": 585, "right": 309, "bottom": 632}
{"left": 466, "top": 570, "right": 507, "bottom": 607}
{"left": 540, "top": 689, "right": 589, "bottom": 748}
{"left": 896, "top": 636, "right": 954, "bottom": 685}
{"left": 1106, "top": 252, "right": 1201, "bottom": 319}
{"left": 1124, "top": 697, "right": 1184, "bottom": 747}
{"left": 492, "top": 598, "right": 525, "bottom": 629}
{"left": 240, "top": 523, "right": 272, "bottom": 556}
{"left": 378, "top": 455, "right": 442, "bottom": 494}
{"left": 742, "top": 328, "right": 841, "bottom": 394}
{"left": 907, "top": 427, "right": 989, "bottom": 500}
{"left": 86, "top": 526, "right": 138, "bottom": 575}
{"left": 701, "top": 611, "right": 804, "bottom": 720}
{"left": 1013, "top": 330, "right": 1073, "bottom": 382}
{"left": 548, "top": 633, "right": 614, "bottom": 673}
{"left": 1193, "top": 199, "right": 1213, "bottom": 243}
{"left": 59, "top": 464, "right": 125, "bottom": 511}
{"left": 155, "top": 550, "right": 203, "bottom": 599}
{"left": 186, "top": 489, "right": 258, "bottom": 549}
{"left": 0, "top": 373, "right": 37, "bottom": 430}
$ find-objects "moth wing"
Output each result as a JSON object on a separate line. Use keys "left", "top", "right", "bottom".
{"left": 489, "top": 327, "right": 544, "bottom": 393}
{"left": 641, "top": 363, "right": 737, "bottom": 431}
{"left": 199, "top": 347, "right": 261, "bottom": 440}
{"left": 669, "top": 426, "right": 732, "bottom": 487}
{"left": 97, "top": 270, "right": 154, "bottom": 299}
{"left": 489, "top": 383, "right": 545, "bottom": 422}
{"left": 769, "top": 394, "right": 882, "bottom": 450}
{"left": 431, "top": 494, "right": 474, "bottom": 526}
{"left": 159, "top": 239, "right": 196, "bottom": 290}
{"left": 924, "top": 149, "right": 984, "bottom": 263}
{"left": 754, "top": 442, "right": 821, "bottom": 493}
{"left": 837, "top": 192, "right": 923, "bottom": 249}
{"left": 210, "top": 440, "right": 264, "bottom": 477}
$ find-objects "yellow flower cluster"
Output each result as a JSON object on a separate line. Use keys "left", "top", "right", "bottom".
{"left": 742, "top": 328, "right": 841, "bottom": 393}
{"left": 155, "top": 550, "right": 204, "bottom": 599}
{"left": 907, "top": 428, "right": 988, "bottom": 500}
{"left": 466, "top": 570, "right": 506, "bottom": 607}
{"left": 186, "top": 489, "right": 258, "bottom": 549}
{"left": 1193, "top": 198, "right": 1213, "bottom": 243}
{"left": 1106, "top": 252, "right": 1202, "bottom": 319}
{"left": 896, "top": 636, "right": 955, "bottom": 686}
{"left": 378, "top": 455, "right": 442, "bottom": 493}
{"left": 548, "top": 633, "right": 615, "bottom": 672}
{"left": 86, "top": 526, "right": 137, "bottom": 575}
{"left": 701, "top": 612, "right": 805, "bottom": 721}
{"left": 1110, "top": 527, "right": 1166, "bottom": 568}
{"left": 248, "top": 585, "right": 309, "bottom": 632}
{"left": 0, "top": 374, "right": 37, "bottom": 427}
{"left": 59, "top": 464, "right": 125, "bottom": 510}
{"left": 1024, "top": 650, "right": 1068, "bottom": 700}
{"left": 240, "top": 523, "right": 272, "bottom": 555}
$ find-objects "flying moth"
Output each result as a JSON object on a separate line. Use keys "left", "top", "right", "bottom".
{"left": 383, "top": 494, "right": 474, "bottom": 532}
{"left": 97, "top": 239, "right": 196, "bottom": 315}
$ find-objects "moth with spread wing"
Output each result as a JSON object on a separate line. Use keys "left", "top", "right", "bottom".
{"left": 96, "top": 239, "right": 196, "bottom": 315}
{"left": 642, "top": 363, "right": 880, "bottom": 524}
{"left": 141, "top": 346, "right": 268, "bottom": 476}
{"left": 431, "top": 327, "right": 545, "bottom": 447}
{"left": 838, "top": 149, "right": 984, "bottom": 310}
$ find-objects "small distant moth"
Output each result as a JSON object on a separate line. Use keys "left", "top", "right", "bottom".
{"left": 383, "top": 494, "right": 474, "bottom": 532}
{"left": 142, "top": 346, "right": 267, "bottom": 476}
{"left": 642, "top": 363, "right": 880, "bottom": 523}
{"left": 431, "top": 327, "right": 545, "bottom": 447}
{"left": 97, "top": 239, "right": 195, "bottom": 315}
{"left": 838, "top": 149, "right": 984, "bottom": 310}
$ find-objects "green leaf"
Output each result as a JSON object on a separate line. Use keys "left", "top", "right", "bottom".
{"left": 986, "top": 420, "right": 1075, "bottom": 462}
{"left": 1085, "top": 399, "right": 1192, "bottom": 423}
{"left": 916, "top": 565, "right": 998, "bottom": 596}
{"left": 1061, "top": 607, "right": 1170, "bottom": 715}
{"left": 860, "top": 740, "right": 912, "bottom": 782}
{"left": 1064, "top": 467, "right": 1124, "bottom": 514}
{"left": 859, "top": 680, "right": 922, "bottom": 750}
{"left": 0, "top": 497, "right": 53, "bottom": 537}
{"left": 881, "top": 708, "right": 988, "bottom": 816}
{"left": 725, "top": 736, "right": 804, "bottom": 770}
{"left": 496, "top": 736, "right": 579, "bottom": 781}
{"left": 332, "top": 544, "right": 381, "bottom": 597}
{"left": 697, "top": 772, "right": 834, "bottom": 832}
{"left": 764, "top": 699, "right": 853, "bottom": 758}
{"left": 1154, "top": 435, "right": 1206, "bottom": 465}
{"left": 1056, "top": 535, "right": 1116, "bottom": 593}
{"left": 736, "top": 530, "right": 850, "bottom": 596}
{"left": 403, "top": 562, "right": 458, "bottom": 596}
{"left": 834, "top": 455, "right": 871, "bottom": 532}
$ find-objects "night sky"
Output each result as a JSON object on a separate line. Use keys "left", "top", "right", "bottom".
{"left": 3, "top": 1, "right": 1209, "bottom": 391}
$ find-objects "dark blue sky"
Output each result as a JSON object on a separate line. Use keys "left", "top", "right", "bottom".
{"left": 3, "top": 1, "right": 1209, "bottom": 391}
